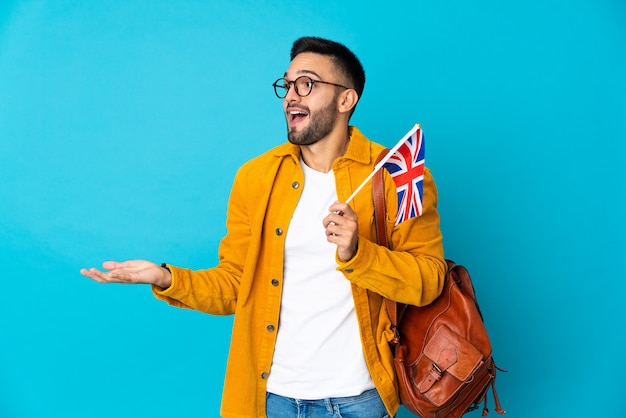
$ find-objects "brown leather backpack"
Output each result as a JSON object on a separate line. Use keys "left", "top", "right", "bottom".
{"left": 373, "top": 150, "right": 505, "bottom": 417}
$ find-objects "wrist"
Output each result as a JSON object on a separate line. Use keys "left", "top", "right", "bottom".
{"left": 157, "top": 263, "right": 173, "bottom": 289}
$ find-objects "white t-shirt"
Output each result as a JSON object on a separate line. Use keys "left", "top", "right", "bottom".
{"left": 265, "top": 160, "right": 374, "bottom": 399}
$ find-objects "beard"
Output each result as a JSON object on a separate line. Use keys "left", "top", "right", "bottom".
{"left": 287, "top": 97, "right": 339, "bottom": 146}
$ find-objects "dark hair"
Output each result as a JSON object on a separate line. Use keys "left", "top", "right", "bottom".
{"left": 290, "top": 37, "right": 366, "bottom": 101}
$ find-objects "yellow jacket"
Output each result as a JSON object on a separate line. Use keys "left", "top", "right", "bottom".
{"left": 153, "top": 126, "right": 446, "bottom": 417}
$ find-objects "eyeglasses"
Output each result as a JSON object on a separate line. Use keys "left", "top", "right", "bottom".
{"left": 272, "top": 76, "right": 350, "bottom": 99}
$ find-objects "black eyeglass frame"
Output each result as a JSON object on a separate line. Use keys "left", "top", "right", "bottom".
{"left": 272, "top": 76, "right": 351, "bottom": 99}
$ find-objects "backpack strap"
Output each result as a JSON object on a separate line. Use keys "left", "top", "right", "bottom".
{"left": 372, "top": 148, "right": 390, "bottom": 249}
{"left": 372, "top": 149, "right": 403, "bottom": 345}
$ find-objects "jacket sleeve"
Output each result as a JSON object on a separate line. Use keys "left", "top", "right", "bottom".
{"left": 337, "top": 168, "right": 446, "bottom": 306}
{"left": 151, "top": 169, "right": 251, "bottom": 315}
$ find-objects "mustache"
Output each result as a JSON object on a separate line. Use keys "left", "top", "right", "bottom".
{"left": 286, "top": 103, "right": 309, "bottom": 113}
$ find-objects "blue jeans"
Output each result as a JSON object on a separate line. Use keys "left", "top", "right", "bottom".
{"left": 266, "top": 388, "right": 390, "bottom": 418}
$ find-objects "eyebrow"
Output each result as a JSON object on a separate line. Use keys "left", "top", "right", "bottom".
{"left": 283, "top": 69, "right": 322, "bottom": 80}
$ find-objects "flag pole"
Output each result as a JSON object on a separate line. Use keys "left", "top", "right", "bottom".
{"left": 345, "top": 124, "right": 420, "bottom": 204}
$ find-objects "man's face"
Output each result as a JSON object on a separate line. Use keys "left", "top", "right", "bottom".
{"left": 282, "top": 52, "right": 343, "bottom": 146}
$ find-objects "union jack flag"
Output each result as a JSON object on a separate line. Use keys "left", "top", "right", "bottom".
{"left": 383, "top": 126, "right": 425, "bottom": 225}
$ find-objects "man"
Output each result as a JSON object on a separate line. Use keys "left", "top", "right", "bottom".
{"left": 81, "top": 37, "right": 446, "bottom": 418}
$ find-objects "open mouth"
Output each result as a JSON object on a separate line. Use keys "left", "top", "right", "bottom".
{"left": 287, "top": 107, "right": 309, "bottom": 124}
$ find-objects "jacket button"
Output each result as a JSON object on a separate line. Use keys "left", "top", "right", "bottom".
{"left": 292, "top": 181, "right": 300, "bottom": 189}
{"left": 275, "top": 228, "right": 283, "bottom": 236}
{"left": 266, "top": 324, "right": 275, "bottom": 332}
{"left": 271, "top": 279, "right": 279, "bottom": 286}
{"left": 261, "top": 372, "right": 268, "bottom": 379}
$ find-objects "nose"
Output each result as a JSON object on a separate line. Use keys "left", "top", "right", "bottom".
{"left": 283, "top": 82, "right": 301, "bottom": 103}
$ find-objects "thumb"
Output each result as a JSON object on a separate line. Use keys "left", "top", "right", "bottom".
{"left": 102, "top": 260, "right": 128, "bottom": 271}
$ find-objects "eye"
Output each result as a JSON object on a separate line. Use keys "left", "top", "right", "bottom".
{"left": 295, "top": 76, "right": 314, "bottom": 95}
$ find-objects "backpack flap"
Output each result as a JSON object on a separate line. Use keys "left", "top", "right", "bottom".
{"left": 418, "top": 324, "right": 484, "bottom": 406}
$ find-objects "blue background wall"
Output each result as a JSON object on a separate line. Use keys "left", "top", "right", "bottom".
{"left": 1, "top": 1, "right": 624, "bottom": 417}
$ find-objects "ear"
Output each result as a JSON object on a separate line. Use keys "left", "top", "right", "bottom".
{"left": 337, "top": 89, "right": 359, "bottom": 115}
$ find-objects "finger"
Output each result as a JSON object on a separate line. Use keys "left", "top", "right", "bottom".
{"left": 324, "top": 218, "right": 343, "bottom": 235}
{"left": 328, "top": 205, "right": 346, "bottom": 217}
{"left": 325, "top": 211, "right": 348, "bottom": 226}
{"left": 323, "top": 213, "right": 337, "bottom": 229}
{"left": 326, "top": 222, "right": 351, "bottom": 239}
{"left": 328, "top": 214, "right": 359, "bottom": 231}
{"left": 326, "top": 230, "right": 342, "bottom": 244}
{"left": 80, "top": 268, "right": 98, "bottom": 280}
{"left": 329, "top": 201, "right": 355, "bottom": 214}
{"left": 102, "top": 260, "right": 128, "bottom": 271}
{"left": 80, "top": 268, "right": 113, "bottom": 283}
{"left": 329, "top": 200, "right": 346, "bottom": 209}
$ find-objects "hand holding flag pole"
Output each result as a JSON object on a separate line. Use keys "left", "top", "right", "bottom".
{"left": 345, "top": 123, "right": 421, "bottom": 205}
{"left": 326, "top": 123, "right": 423, "bottom": 258}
